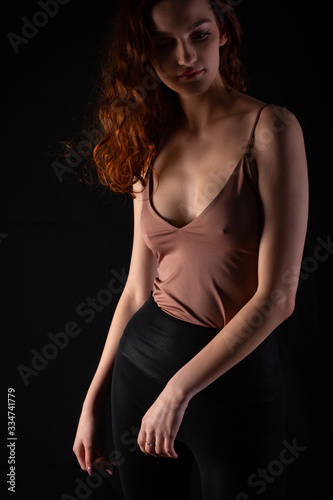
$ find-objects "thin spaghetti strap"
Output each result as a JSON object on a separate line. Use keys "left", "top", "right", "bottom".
{"left": 245, "top": 103, "right": 270, "bottom": 152}
{"left": 147, "top": 167, "right": 153, "bottom": 198}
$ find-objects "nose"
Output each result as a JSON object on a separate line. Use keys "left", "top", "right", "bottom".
{"left": 177, "top": 40, "right": 197, "bottom": 66}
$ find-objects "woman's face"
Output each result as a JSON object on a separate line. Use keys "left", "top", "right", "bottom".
{"left": 149, "top": 0, "right": 227, "bottom": 97}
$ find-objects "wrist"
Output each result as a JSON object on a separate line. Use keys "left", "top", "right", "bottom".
{"left": 82, "top": 393, "right": 104, "bottom": 415}
{"left": 164, "top": 376, "right": 192, "bottom": 409}
{"left": 82, "top": 376, "right": 112, "bottom": 414}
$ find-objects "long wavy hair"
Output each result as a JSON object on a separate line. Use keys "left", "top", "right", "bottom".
{"left": 88, "top": 0, "right": 246, "bottom": 198}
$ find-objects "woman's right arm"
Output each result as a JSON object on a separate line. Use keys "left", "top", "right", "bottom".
{"left": 72, "top": 183, "right": 158, "bottom": 474}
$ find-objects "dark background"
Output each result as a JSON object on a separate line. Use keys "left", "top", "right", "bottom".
{"left": 1, "top": 1, "right": 332, "bottom": 499}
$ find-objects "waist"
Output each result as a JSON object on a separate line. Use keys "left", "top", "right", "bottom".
{"left": 118, "top": 293, "right": 283, "bottom": 389}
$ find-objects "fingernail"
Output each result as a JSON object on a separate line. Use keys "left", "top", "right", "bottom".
{"left": 87, "top": 466, "right": 92, "bottom": 476}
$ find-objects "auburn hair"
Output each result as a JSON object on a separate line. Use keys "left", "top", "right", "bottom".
{"left": 88, "top": 0, "right": 246, "bottom": 197}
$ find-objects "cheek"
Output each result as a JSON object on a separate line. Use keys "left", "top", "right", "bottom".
{"left": 151, "top": 58, "right": 177, "bottom": 86}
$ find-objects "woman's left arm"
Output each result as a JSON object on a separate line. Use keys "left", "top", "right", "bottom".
{"left": 137, "top": 106, "right": 309, "bottom": 459}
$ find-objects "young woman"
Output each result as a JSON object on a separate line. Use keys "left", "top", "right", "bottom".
{"left": 73, "top": 0, "right": 308, "bottom": 498}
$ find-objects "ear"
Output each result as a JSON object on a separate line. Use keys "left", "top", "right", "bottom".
{"left": 219, "top": 32, "right": 228, "bottom": 47}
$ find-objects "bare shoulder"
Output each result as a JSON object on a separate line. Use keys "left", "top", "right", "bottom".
{"left": 232, "top": 92, "right": 303, "bottom": 138}
{"left": 224, "top": 93, "right": 305, "bottom": 159}
{"left": 236, "top": 100, "right": 306, "bottom": 175}
{"left": 256, "top": 103, "right": 303, "bottom": 141}
{"left": 254, "top": 103, "right": 308, "bottom": 183}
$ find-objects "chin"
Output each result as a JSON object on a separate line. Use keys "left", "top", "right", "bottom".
{"left": 176, "top": 80, "right": 216, "bottom": 98}
{"left": 178, "top": 87, "right": 210, "bottom": 98}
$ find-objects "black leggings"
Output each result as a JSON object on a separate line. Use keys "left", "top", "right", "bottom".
{"left": 111, "top": 294, "right": 286, "bottom": 500}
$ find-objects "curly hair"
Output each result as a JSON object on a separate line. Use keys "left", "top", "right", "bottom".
{"left": 88, "top": 0, "right": 246, "bottom": 197}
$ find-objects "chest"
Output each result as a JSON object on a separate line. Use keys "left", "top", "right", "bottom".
{"left": 151, "top": 138, "right": 247, "bottom": 228}
{"left": 143, "top": 167, "right": 262, "bottom": 261}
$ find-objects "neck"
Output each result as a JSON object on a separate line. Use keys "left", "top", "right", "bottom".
{"left": 177, "top": 75, "right": 234, "bottom": 135}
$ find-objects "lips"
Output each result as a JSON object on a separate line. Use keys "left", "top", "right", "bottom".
{"left": 178, "top": 69, "right": 204, "bottom": 79}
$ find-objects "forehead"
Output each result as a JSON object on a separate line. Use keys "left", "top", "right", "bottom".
{"left": 150, "top": 0, "right": 214, "bottom": 34}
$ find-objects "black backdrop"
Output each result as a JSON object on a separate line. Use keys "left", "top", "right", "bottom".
{"left": 1, "top": 1, "right": 332, "bottom": 499}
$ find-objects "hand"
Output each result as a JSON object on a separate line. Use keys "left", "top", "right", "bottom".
{"left": 137, "top": 387, "right": 189, "bottom": 459}
{"left": 73, "top": 407, "right": 116, "bottom": 476}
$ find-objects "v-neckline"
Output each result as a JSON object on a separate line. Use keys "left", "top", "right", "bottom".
{"left": 147, "top": 103, "right": 268, "bottom": 231}
{"left": 148, "top": 156, "right": 244, "bottom": 231}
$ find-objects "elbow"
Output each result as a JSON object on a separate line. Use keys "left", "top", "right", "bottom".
{"left": 256, "top": 288, "right": 296, "bottom": 323}
{"left": 273, "top": 291, "right": 296, "bottom": 322}
{"left": 280, "top": 295, "right": 296, "bottom": 320}
{"left": 121, "top": 284, "right": 152, "bottom": 310}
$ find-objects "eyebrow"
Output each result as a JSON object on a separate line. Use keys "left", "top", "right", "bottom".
{"left": 151, "top": 18, "right": 212, "bottom": 36}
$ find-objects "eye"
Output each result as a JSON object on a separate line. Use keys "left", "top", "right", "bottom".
{"left": 153, "top": 30, "right": 212, "bottom": 50}
{"left": 192, "top": 30, "right": 212, "bottom": 41}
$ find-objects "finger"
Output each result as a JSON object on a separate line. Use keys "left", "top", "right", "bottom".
{"left": 73, "top": 442, "right": 87, "bottom": 471}
{"left": 137, "top": 428, "right": 149, "bottom": 454}
{"left": 144, "top": 437, "right": 159, "bottom": 457}
{"left": 85, "top": 445, "right": 100, "bottom": 475}
{"left": 94, "top": 456, "right": 115, "bottom": 476}
{"left": 164, "top": 437, "right": 178, "bottom": 460}
{"left": 155, "top": 435, "right": 169, "bottom": 458}
{"left": 94, "top": 449, "right": 115, "bottom": 474}
{"left": 95, "top": 455, "right": 118, "bottom": 468}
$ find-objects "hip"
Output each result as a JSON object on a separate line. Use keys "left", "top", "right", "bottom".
{"left": 118, "top": 293, "right": 285, "bottom": 399}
